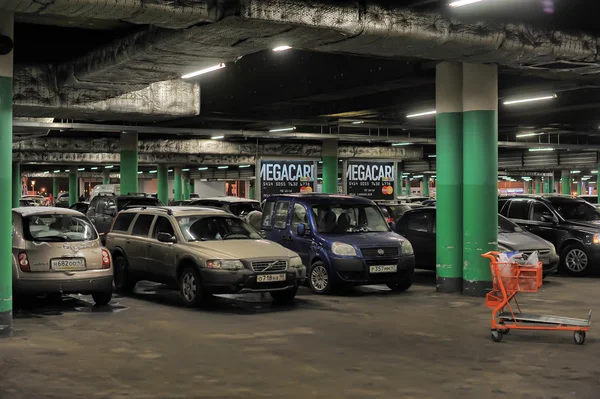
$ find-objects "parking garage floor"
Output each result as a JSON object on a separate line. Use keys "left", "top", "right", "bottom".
{"left": 2, "top": 273, "right": 598, "bottom": 399}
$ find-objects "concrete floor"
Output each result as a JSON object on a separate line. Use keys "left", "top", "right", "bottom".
{"left": 2, "top": 272, "right": 599, "bottom": 399}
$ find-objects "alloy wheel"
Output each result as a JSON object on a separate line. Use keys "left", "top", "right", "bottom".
{"left": 182, "top": 273, "right": 197, "bottom": 302}
{"left": 565, "top": 249, "right": 588, "bottom": 273}
{"left": 311, "top": 265, "right": 329, "bottom": 292}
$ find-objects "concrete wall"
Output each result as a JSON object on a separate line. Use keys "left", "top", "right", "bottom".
{"left": 193, "top": 180, "right": 225, "bottom": 197}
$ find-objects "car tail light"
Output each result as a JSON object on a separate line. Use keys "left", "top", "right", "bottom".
{"left": 18, "top": 252, "right": 30, "bottom": 272}
{"left": 101, "top": 249, "right": 111, "bottom": 269}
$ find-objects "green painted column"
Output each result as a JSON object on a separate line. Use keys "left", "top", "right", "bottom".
{"left": 535, "top": 177, "right": 541, "bottom": 194}
{"left": 249, "top": 183, "right": 255, "bottom": 200}
{"left": 102, "top": 169, "right": 110, "bottom": 185}
{"left": 0, "top": 13, "right": 14, "bottom": 337}
{"left": 463, "top": 63, "right": 497, "bottom": 297}
{"left": 527, "top": 181, "right": 533, "bottom": 194}
{"left": 157, "top": 165, "right": 168, "bottom": 205}
{"left": 11, "top": 162, "right": 20, "bottom": 208}
{"left": 52, "top": 177, "right": 59, "bottom": 199}
{"left": 322, "top": 140, "right": 338, "bottom": 194}
{"left": 561, "top": 171, "right": 570, "bottom": 195}
{"left": 549, "top": 176, "right": 555, "bottom": 194}
{"left": 436, "top": 62, "right": 464, "bottom": 293}
{"left": 395, "top": 162, "right": 402, "bottom": 199}
{"left": 405, "top": 177, "right": 410, "bottom": 196}
{"left": 422, "top": 174, "right": 430, "bottom": 197}
{"left": 69, "top": 167, "right": 78, "bottom": 206}
{"left": 183, "top": 176, "right": 191, "bottom": 200}
{"left": 120, "top": 131, "right": 138, "bottom": 195}
{"left": 543, "top": 178, "right": 548, "bottom": 194}
{"left": 174, "top": 167, "right": 183, "bottom": 201}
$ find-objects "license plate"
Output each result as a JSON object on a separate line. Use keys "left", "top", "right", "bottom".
{"left": 369, "top": 265, "right": 397, "bottom": 274}
{"left": 51, "top": 258, "right": 86, "bottom": 271}
{"left": 256, "top": 274, "right": 286, "bottom": 283}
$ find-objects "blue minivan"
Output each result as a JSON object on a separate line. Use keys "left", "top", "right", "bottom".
{"left": 261, "top": 194, "right": 415, "bottom": 294}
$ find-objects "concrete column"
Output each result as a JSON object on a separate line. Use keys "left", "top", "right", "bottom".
{"left": 322, "top": 140, "right": 338, "bottom": 194}
{"left": 79, "top": 177, "right": 85, "bottom": 199}
{"left": 52, "top": 177, "right": 59, "bottom": 201}
{"left": 462, "top": 63, "right": 497, "bottom": 297}
{"left": 549, "top": 175, "right": 555, "bottom": 194}
{"left": 436, "top": 62, "right": 464, "bottom": 294}
{"left": 0, "top": 13, "right": 14, "bottom": 337}
{"left": 157, "top": 165, "right": 168, "bottom": 205}
{"left": 69, "top": 167, "right": 78, "bottom": 206}
{"left": 341, "top": 160, "right": 348, "bottom": 194}
{"left": 422, "top": 174, "right": 430, "bottom": 197}
{"left": 120, "top": 131, "right": 138, "bottom": 195}
{"left": 535, "top": 177, "right": 541, "bottom": 194}
{"left": 12, "top": 162, "right": 20, "bottom": 208}
{"left": 174, "top": 167, "right": 183, "bottom": 201}
{"left": 102, "top": 169, "right": 110, "bottom": 185}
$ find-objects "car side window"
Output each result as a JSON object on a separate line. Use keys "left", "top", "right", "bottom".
{"left": 531, "top": 202, "right": 553, "bottom": 222}
{"left": 153, "top": 216, "right": 175, "bottom": 238}
{"left": 291, "top": 203, "right": 309, "bottom": 231}
{"left": 407, "top": 212, "right": 432, "bottom": 233}
{"left": 261, "top": 200, "right": 276, "bottom": 229}
{"left": 498, "top": 199, "right": 507, "bottom": 213}
{"left": 273, "top": 201, "right": 291, "bottom": 230}
{"left": 88, "top": 197, "right": 99, "bottom": 213}
{"left": 506, "top": 200, "right": 530, "bottom": 220}
{"left": 112, "top": 213, "right": 136, "bottom": 232}
{"left": 131, "top": 215, "right": 155, "bottom": 237}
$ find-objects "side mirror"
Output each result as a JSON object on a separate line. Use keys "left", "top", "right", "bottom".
{"left": 157, "top": 232, "right": 176, "bottom": 243}
{"left": 541, "top": 215, "right": 558, "bottom": 224}
{"left": 297, "top": 223, "right": 310, "bottom": 236}
{"left": 389, "top": 221, "right": 397, "bottom": 231}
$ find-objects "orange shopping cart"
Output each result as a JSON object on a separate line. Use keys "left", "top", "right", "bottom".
{"left": 482, "top": 251, "right": 591, "bottom": 344}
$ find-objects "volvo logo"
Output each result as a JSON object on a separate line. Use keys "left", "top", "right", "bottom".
{"left": 377, "top": 249, "right": 385, "bottom": 256}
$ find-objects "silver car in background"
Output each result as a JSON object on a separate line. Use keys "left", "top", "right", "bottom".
{"left": 12, "top": 207, "right": 114, "bottom": 305}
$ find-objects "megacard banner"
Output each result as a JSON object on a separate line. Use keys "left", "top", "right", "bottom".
{"left": 260, "top": 161, "right": 315, "bottom": 200}
{"left": 346, "top": 161, "right": 395, "bottom": 200}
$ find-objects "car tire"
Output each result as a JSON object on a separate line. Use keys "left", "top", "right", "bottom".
{"left": 308, "top": 262, "right": 336, "bottom": 295}
{"left": 270, "top": 287, "right": 298, "bottom": 304}
{"left": 561, "top": 244, "right": 590, "bottom": 276}
{"left": 387, "top": 277, "right": 413, "bottom": 292}
{"left": 179, "top": 267, "right": 205, "bottom": 308}
{"left": 92, "top": 291, "right": 113, "bottom": 306}
{"left": 113, "top": 255, "right": 137, "bottom": 293}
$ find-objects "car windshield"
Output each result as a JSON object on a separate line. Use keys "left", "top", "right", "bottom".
{"left": 312, "top": 204, "right": 389, "bottom": 233}
{"left": 229, "top": 202, "right": 261, "bottom": 217}
{"left": 23, "top": 214, "right": 98, "bottom": 242}
{"left": 117, "top": 197, "right": 163, "bottom": 211}
{"left": 177, "top": 215, "right": 262, "bottom": 241}
{"left": 548, "top": 199, "right": 600, "bottom": 221}
{"left": 498, "top": 215, "right": 522, "bottom": 233}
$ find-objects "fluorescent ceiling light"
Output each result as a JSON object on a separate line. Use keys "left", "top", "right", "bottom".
{"left": 168, "top": 169, "right": 173, "bottom": 172}
{"left": 516, "top": 132, "right": 543, "bottom": 138}
{"left": 198, "top": 167, "right": 208, "bottom": 171}
{"left": 149, "top": 170, "right": 157, "bottom": 173}
{"left": 78, "top": 168, "right": 85, "bottom": 171}
{"left": 392, "top": 143, "right": 412, "bottom": 146}
{"left": 450, "top": 0, "right": 484, "bottom": 7}
{"left": 218, "top": 166, "right": 229, "bottom": 169}
{"left": 90, "top": 167, "right": 98, "bottom": 170}
{"left": 211, "top": 135, "right": 224, "bottom": 140}
{"left": 239, "top": 165, "right": 251, "bottom": 168}
{"left": 503, "top": 94, "right": 556, "bottom": 106}
{"left": 413, "top": 175, "right": 424, "bottom": 178}
{"left": 181, "top": 63, "right": 225, "bottom": 79}
{"left": 571, "top": 170, "right": 581, "bottom": 174}
{"left": 273, "top": 45, "right": 292, "bottom": 52}
{"left": 137, "top": 171, "right": 143, "bottom": 174}
{"left": 182, "top": 168, "right": 190, "bottom": 172}
{"left": 406, "top": 110, "right": 436, "bottom": 118}
{"left": 428, "top": 155, "right": 436, "bottom": 158}
{"left": 592, "top": 171, "right": 599, "bottom": 174}
{"left": 53, "top": 170, "right": 60, "bottom": 173}
{"left": 318, "top": 161, "right": 323, "bottom": 164}
{"left": 269, "top": 127, "right": 296, "bottom": 132}
{"left": 43, "top": 171, "right": 49, "bottom": 174}
{"left": 351, "top": 121, "right": 364, "bottom": 125}
{"left": 105, "top": 165, "right": 114, "bottom": 169}
{"left": 528, "top": 148, "right": 555, "bottom": 152}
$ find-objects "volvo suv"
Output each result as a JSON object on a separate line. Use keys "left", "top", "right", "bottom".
{"left": 105, "top": 206, "right": 306, "bottom": 306}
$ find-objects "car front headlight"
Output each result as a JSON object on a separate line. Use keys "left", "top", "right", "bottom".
{"left": 206, "top": 259, "right": 244, "bottom": 270}
{"left": 548, "top": 242, "right": 557, "bottom": 255}
{"left": 331, "top": 242, "right": 357, "bottom": 257}
{"left": 401, "top": 239, "right": 414, "bottom": 255}
{"left": 594, "top": 234, "right": 600, "bottom": 245}
{"left": 289, "top": 256, "right": 303, "bottom": 268}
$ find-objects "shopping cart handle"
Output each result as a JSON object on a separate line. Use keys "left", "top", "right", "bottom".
{"left": 481, "top": 251, "right": 501, "bottom": 260}
{"left": 588, "top": 310, "right": 592, "bottom": 323}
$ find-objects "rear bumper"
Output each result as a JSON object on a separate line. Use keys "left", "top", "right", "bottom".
{"left": 330, "top": 255, "right": 415, "bottom": 284}
{"left": 14, "top": 269, "right": 113, "bottom": 294}
{"left": 199, "top": 267, "right": 306, "bottom": 294}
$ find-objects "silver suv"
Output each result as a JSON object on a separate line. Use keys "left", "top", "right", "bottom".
{"left": 105, "top": 207, "right": 306, "bottom": 306}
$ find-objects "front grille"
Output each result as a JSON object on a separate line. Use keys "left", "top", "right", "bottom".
{"left": 251, "top": 260, "right": 287, "bottom": 272}
{"left": 521, "top": 249, "right": 551, "bottom": 257}
{"left": 360, "top": 247, "right": 399, "bottom": 258}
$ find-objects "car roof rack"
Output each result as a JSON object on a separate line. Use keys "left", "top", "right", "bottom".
{"left": 125, "top": 192, "right": 151, "bottom": 196}
{"left": 135, "top": 206, "right": 173, "bottom": 215}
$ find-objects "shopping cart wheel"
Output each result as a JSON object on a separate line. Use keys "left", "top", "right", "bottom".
{"left": 491, "top": 330, "right": 503, "bottom": 342}
{"left": 573, "top": 331, "right": 586, "bottom": 345}
{"left": 499, "top": 328, "right": 510, "bottom": 335}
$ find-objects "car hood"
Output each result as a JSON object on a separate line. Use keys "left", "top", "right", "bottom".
{"left": 188, "top": 239, "right": 297, "bottom": 260}
{"left": 319, "top": 231, "right": 405, "bottom": 247}
{"left": 564, "top": 220, "right": 600, "bottom": 232}
{"left": 499, "top": 232, "right": 551, "bottom": 251}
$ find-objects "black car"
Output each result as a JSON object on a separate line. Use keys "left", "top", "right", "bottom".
{"left": 579, "top": 195, "right": 598, "bottom": 205}
{"left": 189, "top": 197, "right": 261, "bottom": 217}
{"left": 499, "top": 195, "right": 600, "bottom": 276}
{"left": 397, "top": 207, "right": 559, "bottom": 274}
{"left": 86, "top": 193, "right": 164, "bottom": 241}
{"left": 69, "top": 202, "right": 90, "bottom": 213}
{"left": 376, "top": 201, "right": 424, "bottom": 224}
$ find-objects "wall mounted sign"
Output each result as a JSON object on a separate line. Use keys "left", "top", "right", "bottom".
{"left": 346, "top": 161, "right": 395, "bottom": 200}
{"left": 260, "top": 161, "right": 315, "bottom": 200}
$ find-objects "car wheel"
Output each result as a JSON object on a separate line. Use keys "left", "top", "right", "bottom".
{"left": 180, "top": 267, "right": 205, "bottom": 307}
{"left": 92, "top": 291, "right": 113, "bottom": 306}
{"left": 270, "top": 287, "right": 298, "bottom": 304}
{"left": 561, "top": 245, "right": 590, "bottom": 276}
{"left": 309, "top": 262, "right": 335, "bottom": 295}
{"left": 113, "top": 255, "right": 137, "bottom": 293}
{"left": 387, "top": 277, "right": 413, "bottom": 292}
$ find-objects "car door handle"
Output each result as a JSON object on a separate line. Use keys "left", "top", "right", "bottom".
{"left": 126, "top": 240, "right": 131, "bottom": 244}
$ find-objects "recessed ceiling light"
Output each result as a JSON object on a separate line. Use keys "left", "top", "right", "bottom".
{"left": 53, "top": 170, "right": 60, "bottom": 173}
{"left": 90, "top": 167, "right": 98, "bottom": 170}
{"left": 182, "top": 168, "right": 190, "bottom": 172}
{"left": 269, "top": 127, "right": 296, "bottom": 132}
{"left": 77, "top": 168, "right": 85, "bottom": 171}
{"left": 239, "top": 165, "right": 251, "bottom": 168}
{"left": 351, "top": 121, "right": 364, "bottom": 125}
{"left": 428, "top": 155, "right": 437, "bottom": 158}
{"left": 218, "top": 166, "right": 229, "bottom": 169}
{"left": 198, "top": 167, "right": 208, "bottom": 171}
{"left": 149, "top": 170, "right": 157, "bottom": 173}
{"left": 105, "top": 165, "right": 114, "bottom": 169}
{"left": 392, "top": 143, "right": 412, "bottom": 146}
{"left": 450, "top": 0, "right": 485, "bottom": 7}
{"left": 406, "top": 110, "right": 436, "bottom": 118}
{"left": 528, "top": 148, "right": 555, "bottom": 152}
{"left": 137, "top": 171, "right": 143, "bottom": 174}
{"left": 211, "top": 136, "right": 225, "bottom": 140}
{"left": 503, "top": 94, "right": 556, "bottom": 106}
{"left": 273, "top": 45, "right": 292, "bottom": 52}
{"left": 181, "top": 63, "right": 226, "bottom": 79}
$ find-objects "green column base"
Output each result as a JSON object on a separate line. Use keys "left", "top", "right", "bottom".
{"left": 436, "top": 277, "right": 463, "bottom": 293}
{"left": 463, "top": 280, "right": 493, "bottom": 297}
{"left": 0, "top": 310, "right": 11, "bottom": 337}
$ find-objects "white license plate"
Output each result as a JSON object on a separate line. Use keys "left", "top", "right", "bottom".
{"left": 369, "top": 265, "right": 397, "bottom": 274}
{"left": 256, "top": 274, "right": 286, "bottom": 283}
{"left": 51, "top": 258, "right": 86, "bottom": 271}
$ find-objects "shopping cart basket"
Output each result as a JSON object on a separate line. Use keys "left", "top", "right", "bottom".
{"left": 482, "top": 251, "right": 591, "bottom": 344}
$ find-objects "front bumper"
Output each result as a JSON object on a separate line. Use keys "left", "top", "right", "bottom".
{"left": 199, "top": 266, "right": 306, "bottom": 294}
{"left": 541, "top": 254, "right": 560, "bottom": 274}
{"left": 13, "top": 269, "right": 113, "bottom": 295}
{"left": 330, "top": 255, "right": 415, "bottom": 284}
